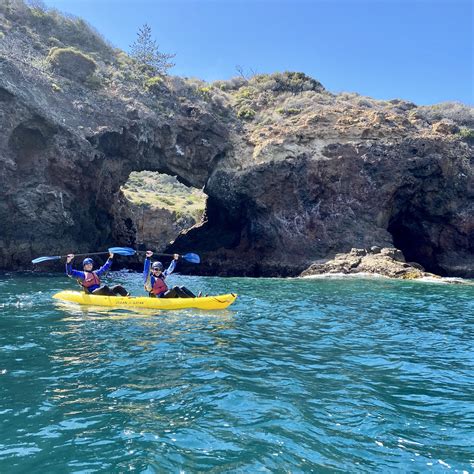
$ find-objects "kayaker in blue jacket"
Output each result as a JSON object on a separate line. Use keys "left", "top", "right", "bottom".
{"left": 66, "top": 252, "right": 129, "bottom": 296}
{"left": 143, "top": 250, "right": 197, "bottom": 298}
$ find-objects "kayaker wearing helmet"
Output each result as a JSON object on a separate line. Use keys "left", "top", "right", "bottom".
{"left": 66, "top": 252, "right": 129, "bottom": 296}
{"left": 143, "top": 250, "right": 197, "bottom": 298}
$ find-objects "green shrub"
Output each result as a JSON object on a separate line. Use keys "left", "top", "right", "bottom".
{"left": 458, "top": 127, "right": 474, "bottom": 139}
{"left": 198, "top": 86, "right": 212, "bottom": 100}
{"left": 145, "top": 75, "right": 165, "bottom": 94}
{"left": 276, "top": 107, "right": 300, "bottom": 116}
{"left": 116, "top": 51, "right": 135, "bottom": 69}
{"left": 47, "top": 46, "right": 97, "bottom": 82}
{"left": 237, "top": 107, "right": 256, "bottom": 120}
{"left": 51, "top": 82, "right": 61, "bottom": 92}
{"left": 237, "top": 86, "right": 256, "bottom": 99}
{"left": 250, "top": 72, "right": 324, "bottom": 94}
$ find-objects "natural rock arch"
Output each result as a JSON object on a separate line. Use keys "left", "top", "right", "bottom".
{"left": 0, "top": 55, "right": 472, "bottom": 277}
{"left": 0, "top": 57, "right": 232, "bottom": 269}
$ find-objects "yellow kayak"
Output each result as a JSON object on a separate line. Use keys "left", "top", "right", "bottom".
{"left": 53, "top": 290, "right": 237, "bottom": 311}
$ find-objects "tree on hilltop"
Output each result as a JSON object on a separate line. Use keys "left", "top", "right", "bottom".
{"left": 130, "top": 23, "right": 175, "bottom": 75}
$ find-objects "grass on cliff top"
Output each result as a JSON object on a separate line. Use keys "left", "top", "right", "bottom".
{"left": 3, "top": 1, "right": 472, "bottom": 132}
{"left": 121, "top": 171, "right": 206, "bottom": 221}
{"left": 0, "top": 0, "right": 114, "bottom": 59}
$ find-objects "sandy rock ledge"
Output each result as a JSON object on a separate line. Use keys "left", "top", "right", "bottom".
{"left": 300, "top": 247, "right": 440, "bottom": 279}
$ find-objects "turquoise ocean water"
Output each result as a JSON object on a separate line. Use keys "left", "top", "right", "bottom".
{"left": 1, "top": 271, "right": 473, "bottom": 472}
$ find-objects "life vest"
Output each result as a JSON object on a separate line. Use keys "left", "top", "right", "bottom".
{"left": 81, "top": 271, "right": 100, "bottom": 290}
{"left": 151, "top": 275, "right": 168, "bottom": 295}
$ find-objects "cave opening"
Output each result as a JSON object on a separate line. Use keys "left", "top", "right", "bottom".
{"left": 387, "top": 210, "right": 444, "bottom": 275}
{"left": 113, "top": 170, "right": 207, "bottom": 257}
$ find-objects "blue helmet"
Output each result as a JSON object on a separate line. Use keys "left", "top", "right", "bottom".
{"left": 151, "top": 261, "right": 164, "bottom": 271}
{"left": 82, "top": 258, "right": 94, "bottom": 267}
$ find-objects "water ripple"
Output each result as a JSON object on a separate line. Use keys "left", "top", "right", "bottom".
{"left": 0, "top": 273, "right": 473, "bottom": 472}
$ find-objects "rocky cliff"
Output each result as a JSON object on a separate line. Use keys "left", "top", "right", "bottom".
{"left": 0, "top": 1, "right": 473, "bottom": 277}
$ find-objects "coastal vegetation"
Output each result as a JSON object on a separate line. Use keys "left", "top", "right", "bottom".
{"left": 121, "top": 172, "right": 206, "bottom": 223}
{"left": 46, "top": 46, "right": 97, "bottom": 82}
{"left": 458, "top": 127, "right": 474, "bottom": 140}
{"left": 1, "top": 0, "right": 470, "bottom": 138}
{"left": 129, "top": 23, "right": 175, "bottom": 75}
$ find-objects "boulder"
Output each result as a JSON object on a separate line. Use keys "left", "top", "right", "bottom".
{"left": 380, "top": 247, "right": 405, "bottom": 262}
{"left": 300, "top": 248, "right": 431, "bottom": 279}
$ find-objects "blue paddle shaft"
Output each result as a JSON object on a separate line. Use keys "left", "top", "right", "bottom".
{"left": 32, "top": 247, "right": 136, "bottom": 264}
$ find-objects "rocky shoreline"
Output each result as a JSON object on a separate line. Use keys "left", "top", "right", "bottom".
{"left": 0, "top": 3, "right": 472, "bottom": 278}
{"left": 300, "top": 247, "right": 440, "bottom": 279}
{"left": 299, "top": 247, "right": 473, "bottom": 283}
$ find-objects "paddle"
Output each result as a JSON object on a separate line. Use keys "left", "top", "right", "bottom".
{"left": 158, "top": 252, "right": 200, "bottom": 264}
{"left": 142, "top": 251, "right": 200, "bottom": 282}
{"left": 31, "top": 247, "right": 136, "bottom": 265}
{"left": 140, "top": 251, "right": 201, "bottom": 264}
{"left": 33, "top": 246, "right": 200, "bottom": 268}
{"left": 107, "top": 248, "right": 200, "bottom": 264}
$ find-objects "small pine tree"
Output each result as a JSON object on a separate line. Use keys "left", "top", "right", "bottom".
{"left": 130, "top": 23, "right": 175, "bottom": 75}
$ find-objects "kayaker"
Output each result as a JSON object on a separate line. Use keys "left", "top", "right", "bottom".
{"left": 66, "top": 252, "right": 129, "bottom": 296}
{"left": 143, "top": 250, "right": 197, "bottom": 298}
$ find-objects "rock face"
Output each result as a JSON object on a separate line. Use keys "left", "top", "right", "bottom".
{"left": 0, "top": 3, "right": 473, "bottom": 277}
{"left": 169, "top": 137, "right": 473, "bottom": 277}
{"left": 0, "top": 55, "right": 230, "bottom": 269}
{"left": 110, "top": 193, "right": 197, "bottom": 256}
{"left": 300, "top": 247, "right": 433, "bottom": 279}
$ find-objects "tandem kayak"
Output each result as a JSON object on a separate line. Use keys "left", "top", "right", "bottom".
{"left": 52, "top": 291, "right": 237, "bottom": 311}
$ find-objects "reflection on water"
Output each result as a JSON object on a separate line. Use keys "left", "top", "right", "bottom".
{"left": 54, "top": 300, "right": 236, "bottom": 322}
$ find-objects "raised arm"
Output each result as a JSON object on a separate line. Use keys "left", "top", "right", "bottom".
{"left": 65, "top": 254, "right": 85, "bottom": 279}
{"left": 163, "top": 254, "right": 179, "bottom": 277}
{"left": 95, "top": 253, "right": 113, "bottom": 276}
{"left": 143, "top": 251, "right": 152, "bottom": 291}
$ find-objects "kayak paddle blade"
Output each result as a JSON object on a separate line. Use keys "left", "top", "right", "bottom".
{"left": 108, "top": 247, "right": 137, "bottom": 256}
{"left": 182, "top": 253, "right": 200, "bottom": 264}
{"left": 32, "top": 255, "right": 61, "bottom": 264}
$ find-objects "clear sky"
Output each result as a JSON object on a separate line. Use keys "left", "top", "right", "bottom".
{"left": 42, "top": 0, "right": 473, "bottom": 105}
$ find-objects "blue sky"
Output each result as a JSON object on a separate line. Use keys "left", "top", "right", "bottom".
{"left": 42, "top": 0, "right": 473, "bottom": 105}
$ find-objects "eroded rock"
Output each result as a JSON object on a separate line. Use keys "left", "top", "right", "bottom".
{"left": 300, "top": 247, "right": 436, "bottom": 279}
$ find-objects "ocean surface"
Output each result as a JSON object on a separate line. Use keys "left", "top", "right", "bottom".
{"left": 0, "top": 271, "right": 473, "bottom": 473}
